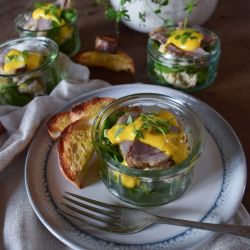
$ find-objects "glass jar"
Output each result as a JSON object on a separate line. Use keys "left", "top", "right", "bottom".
{"left": 147, "top": 27, "right": 221, "bottom": 91}
{"left": 0, "top": 37, "right": 63, "bottom": 106}
{"left": 15, "top": 11, "right": 80, "bottom": 57}
{"left": 92, "top": 93, "right": 205, "bottom": 206}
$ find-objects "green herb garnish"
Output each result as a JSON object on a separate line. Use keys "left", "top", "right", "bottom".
{"left": 132, "top": 113, "right": 173, "bottom": 140}
{"left": 183, "top": 0, "right": 198, "bottom": 28}
{"left": 4, "top": 51, "right": 29, "bottom": 64}
{"left": 126, "top": 115, "right": 133, "bottom": 124}
{"left": 138, "top": 11, "right": 146, "bottom": 22}
{"left": 133, "top": 125, "right": 144, "bottom": 139}
{"left": 114, "top": 126, "right": 125, "bottom": 138}
{"left": 173, "top": 31, "right": 198, "bottom": 44}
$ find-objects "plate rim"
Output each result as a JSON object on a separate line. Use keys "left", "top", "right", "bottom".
{"left": 25, "top": 83, "right": 247, "bottom": 250}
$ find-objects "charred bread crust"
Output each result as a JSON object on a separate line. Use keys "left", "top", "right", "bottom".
{"left": 72, "top": 97, "right": 114, "bottom": 115}
{"left": 47, "top": 111, "right": 79, "bottom": 140}
{"left": 47, "top": 97, "right": 114, "bottom": 140}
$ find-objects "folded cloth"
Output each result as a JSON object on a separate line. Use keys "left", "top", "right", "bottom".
{"left": 0, "top": 55, "right": 249, "bottom": 250}
{"left": 0, "top": 54, "right": 109, "bottom": 172}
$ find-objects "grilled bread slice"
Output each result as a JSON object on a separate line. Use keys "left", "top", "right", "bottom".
{"left": 47, "top": 97, "right": 113, "bottom": 140}
{"left": 58, "top": 118, "right": 93, "bottom": 188}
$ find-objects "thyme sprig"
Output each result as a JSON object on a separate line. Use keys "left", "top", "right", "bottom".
{"left": 134, "top": 113, "right": 173, "bottom": 139}
{"left": 183, "top": 0, "right": 198, "bottom": 28}
{"left": 95, "top": 0, "right": 198, "bottom": 35}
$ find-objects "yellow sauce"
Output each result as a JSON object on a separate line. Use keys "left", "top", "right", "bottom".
{"left": 3, "top": 49, "right": 43, "bottom": 74}
{"left": 32, "top": 4, "right": 62, "bottom": 24}
{"left": 107, "top": 110, "right": 189, "bottom": 164}
{"left": 59, "top": 25, "right": 73, "bottom": 43}
{"left": 4, "top": 50, "right": 25, "bottom": 74}
{"left": 114, "top": 170, "right": 140, "bottom": 189}
{"left": 166, "top": 29, "right": 204, "bottom": 51}
{"left": 26, "top": 52, "right": 43, "bottom": 70}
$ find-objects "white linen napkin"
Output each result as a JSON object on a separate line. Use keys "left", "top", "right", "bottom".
{"left": 0, "top": 55, "right": 249, "bottom": 250}
{"left": 0, "top": 54, "right": 109, "bottom": 172}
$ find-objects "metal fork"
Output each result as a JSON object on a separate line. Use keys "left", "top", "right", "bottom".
{"left": 59, "top": 191, "right": 250, "bottom": 238}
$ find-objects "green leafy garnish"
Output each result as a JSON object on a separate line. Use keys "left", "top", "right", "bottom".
{"left": 183, "top": 0, "right": 198, "bottom": 27}
{"left": 22, "top": 50, "right": 29, "bottom": 60}
{"left": 153, "top": 0, "right": 169, "bottom": 14}
{"left": 114, "top": 126, "right": 125, "bottom": 138}
{"left": 140, "top": 113, "right": 172, "bottom": 135}
{"left": 0, "top": 82, "right": 33, "bottom": 106}
{"left": 126, "top": 115, "right": 133, "bottom": 124}
{"left": 138, "top": 11, "right": 146, "bottom": 22}
{"left": 132, "top": 113, "right": 173, "bottom": 140}
{"left": 172, "top": 31, "right": 198, "bottom": 44}
{"left": 184, "top": 0, "right": 198, "bottom": 15}
{"left": 4, "top": 50, "right": 29, "bottom": 64}
{"left": 61, "top": 9, "right": 77, "bottom": 23}
{"left": 99, "top": 110, "right": 125, "bottom": 162}
{"left": 133, "top": 125, "right": 144, "bottom": 139}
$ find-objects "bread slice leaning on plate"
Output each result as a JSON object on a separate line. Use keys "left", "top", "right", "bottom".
{"left": 58, "top": 118, "right": 93, "bottom": 188}
{"left": 47, "top": 97, "right": 114, "bottom": 188}
{"left": 47, "top": 97, "right": 114, "bottom": 140}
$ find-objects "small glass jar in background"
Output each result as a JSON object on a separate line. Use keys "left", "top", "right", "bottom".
{"left": 0, "top": 37, "right": 63, "bottom": 106}
{"left": 92, "top": 93, "right": 205, "bottom": 206}
{"left": 15, "top": 11, "right": 80, "bottom": 57}
{"left": 147, "top": 27, "right": 221, "bottom": 92}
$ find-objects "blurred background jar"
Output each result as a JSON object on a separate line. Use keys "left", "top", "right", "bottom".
{"left": 0, "top": 37, "right": 63, "bottom": 106}
{"left": 15, "top": 1, "right": 80, "bottom": 56}
{"left": 147, "top": 26, "right": 221, "bottom": 91}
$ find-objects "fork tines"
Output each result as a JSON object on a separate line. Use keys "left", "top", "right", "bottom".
{"left": 59, "top": 192, "right": 122, "bottom": 231}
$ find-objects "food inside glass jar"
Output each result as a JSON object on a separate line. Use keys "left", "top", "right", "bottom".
{"left": 148, "top": 26, "right": 218, "bottom": 89}
{"left": 102, "top": 107, "right": 189, "bottom": 167}
{"left": 100, "top": 106, "right": 189, "bottom": 189}
{"left": 0, "top": 49, "right": 44, "bottom": 75}
{"left": 0, "top": 48, "right": 55, "bottom": 106}
{"left": 22, "top": 1, "right": 77, "bottom": 46}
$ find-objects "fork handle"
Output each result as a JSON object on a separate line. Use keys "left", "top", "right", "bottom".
{"left": 156, "top": 216, "right": 250, "bottom": 238}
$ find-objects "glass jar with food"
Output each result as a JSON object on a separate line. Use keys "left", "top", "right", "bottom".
{"left": 92, "top": 93, "right": 205, "bottom": 206}
{"left": 147, "top": 26, "right": 221, "bottom": 91}
{"left": 15, "top": 0, "right": 80, "bottom": 56}
{"left": 0, "top": 37, "right": 62, "bottom": 106}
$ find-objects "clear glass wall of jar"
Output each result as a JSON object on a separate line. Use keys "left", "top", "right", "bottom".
{"left": 15, "top": 12, "right": 81, "bottom": 57}
{"left": 0, "top": 37, "right": 63, "bottom": 106}
{"left": 147, "top": 27, "right": 221, "bottom": 92}
{"left": 92, "top": 93, "right": 205, "bottom": 206}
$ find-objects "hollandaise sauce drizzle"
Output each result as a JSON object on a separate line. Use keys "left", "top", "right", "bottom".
{"left": 32, "top": 3, "right": 62, "bottom": 25}
{"left": 107, "top": 110, "right": 189, "bottom": 164}
{"left": 166, "top": 29, "right": 204, "bottom": 51}
{"left": 3, "top": 49, "right": 43, "bottom": 74}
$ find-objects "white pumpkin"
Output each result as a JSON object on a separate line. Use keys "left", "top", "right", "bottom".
{"left": 110, "top": 0, "right": 218, "bottom": 33}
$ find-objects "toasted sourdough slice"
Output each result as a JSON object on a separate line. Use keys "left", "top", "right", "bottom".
{"left": 47, "top": 97, "right": 113, "bottom": 140}
{"left": 58, "top": 118, "right": 94, "bottom": 188}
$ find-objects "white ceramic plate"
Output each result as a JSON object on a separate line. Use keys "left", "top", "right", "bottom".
{"left": 25, "top": 84, "right": 246, "bottom": 250}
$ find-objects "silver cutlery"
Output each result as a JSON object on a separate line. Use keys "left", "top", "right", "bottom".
{"left": 59, "top": 191, "right": 250, "bottom": 238}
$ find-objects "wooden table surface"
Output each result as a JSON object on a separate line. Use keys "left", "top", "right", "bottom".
{"left": 0, "top": 0, "right": 249, "bottom": 212}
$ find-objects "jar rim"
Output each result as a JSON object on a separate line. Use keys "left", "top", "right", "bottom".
{"left": 92, "top": 93, "right": 206, "bottom": 178}
{"left": 148, "top": 26, "right": 221, "bottom": 63}
{"left": 0, "top": 37, "right": 59, "bottom": 78}
{"left": 15, "top": 11, "right": 77, "bottom": 33}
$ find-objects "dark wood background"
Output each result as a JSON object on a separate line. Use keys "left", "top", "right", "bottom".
{"left": 0, "top": 0, "right": 249, "bottom": 211}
